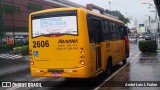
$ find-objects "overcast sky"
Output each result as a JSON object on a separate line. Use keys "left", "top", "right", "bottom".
{"left": 69, "top": 0, "right": 156, "bottom": 25}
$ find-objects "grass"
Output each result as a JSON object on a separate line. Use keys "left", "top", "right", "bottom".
{"left": 13, "top": 46, "right": 28, "bottom": 51}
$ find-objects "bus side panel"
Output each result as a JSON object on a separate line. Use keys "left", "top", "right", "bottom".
{"left": 101, "top": 42, "right": 108, "bottom": 71}
{"left": 89, "top": 43, "right": 97, "bottom": 74}
{"left": 117, "top": 40, "right": 126, "bottom": 60}
{"left": 109, "top": 41, "right": 118, "bottom": 66}
{"left": 78, "top": 9, "right": 95, "bottom": 77}
{"left": 104, "top": 41, "right": 112, "bottom": 70}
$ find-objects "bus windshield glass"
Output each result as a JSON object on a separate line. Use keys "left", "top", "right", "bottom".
{"left": 32, "top": 16, "right": 77, "bottom": 37}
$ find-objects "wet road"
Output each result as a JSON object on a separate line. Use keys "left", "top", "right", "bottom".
{"left": 97, "top": 40, "right": 160, "bottom": 90}
{"left": 0, "top": 41, "right": 144, "bottom": 90}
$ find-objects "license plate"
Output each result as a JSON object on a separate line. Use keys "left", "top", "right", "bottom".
{"left": 51, "top": 73, "right": 62, "bottom": 77}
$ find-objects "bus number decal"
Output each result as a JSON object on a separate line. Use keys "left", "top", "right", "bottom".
{"left": 33, "top": 40, "right": 49, "bottom": 48}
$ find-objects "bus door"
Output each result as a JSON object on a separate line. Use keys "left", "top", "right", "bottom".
{"left": 92, "top": 19, "right": 103, "bottom": 70}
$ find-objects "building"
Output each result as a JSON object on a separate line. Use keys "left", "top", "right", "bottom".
{"left": 45, "top": 0, "right": 85, "bottom": 8}
{"left": 130, "top": 28, "right": 137, "bottom": 36}
{"left": 0, "top": 0, "right": 85, "bottom": 38}
{"left": 0, "top": 0, "right": 112, "bottom": 39}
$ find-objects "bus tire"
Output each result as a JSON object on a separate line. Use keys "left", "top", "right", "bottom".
{"left": 106, "top": 58, "right": 112, "bottom": 76}
{"left": 122, "top": 59, "right": 127, "bottom": 65}
{"left": 126, "top": 50, "right": 129, "bottom": 58}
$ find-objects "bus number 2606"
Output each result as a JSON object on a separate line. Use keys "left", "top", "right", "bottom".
{"left": 33, "top": 40, "right": 49, "bottom": 48}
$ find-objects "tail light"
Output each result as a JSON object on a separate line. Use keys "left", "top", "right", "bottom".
{"left": 80, "top": 51, "right": 85, "bottom": 55}
{"left": 30, "top": 61, "right": 34, "bottom": 65}
{"left": 68, "top": 70, "right": 77, "bottom": 72}
{"left": 80, "top": 60, "right": 85, "bottom": 65}
{"left": 36, "top": 70, "right": 44, "bottom": 72}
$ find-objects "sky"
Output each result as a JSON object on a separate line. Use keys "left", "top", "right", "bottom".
{"left": 69, "top": 0, "right": 156, "bottom": 26}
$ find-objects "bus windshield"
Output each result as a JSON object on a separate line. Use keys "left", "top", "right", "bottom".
{"left": 32, "top": 12, "right": 78, "bottom": 37}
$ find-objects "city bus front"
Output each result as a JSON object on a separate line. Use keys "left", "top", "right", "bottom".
{"left": 29, "top": 8, "right": 93, "bottom": 78}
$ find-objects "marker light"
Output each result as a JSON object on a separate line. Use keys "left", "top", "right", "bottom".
{"left": 36, "top": 70, "right": 44, "bottom": 72}
{"left": 68, "top": 70, "right": 77, "bottom": 72}
{"left": 80, "top": 60, "right": 85, "bottom": 65}
{"left": 40, "top": 70, "right": 44, "bottom": 72}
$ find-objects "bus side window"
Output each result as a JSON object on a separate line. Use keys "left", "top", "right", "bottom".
{"left": 87, "top": 17, "right": 94, "bottom": 43}
{"left": 109, "top": 22, "right": 113, "bottom": 40}
{"left": 117, "top": 24, "right": 122, "bottom": 40}
{"left": 118, "top": 25, "right": 123, "bottom": 39}
{"left": 92, "top": 19, "right": 103, "bottom": 43}
{"left": 102, "top": 20, "right": 111, "bottom": 41}
{"left": 110, "top": 22, "right": 118, "bottom": 40}
{"left": 87, "top": 16, "right": 103, "bottom": 43}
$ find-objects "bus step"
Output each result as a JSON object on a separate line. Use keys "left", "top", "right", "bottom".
{"left": 96, "top": 70, "right": 103, "bottom": 76}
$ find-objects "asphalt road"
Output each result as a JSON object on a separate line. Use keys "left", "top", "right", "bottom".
{"left": 0, "top": 41, "right": 139, "bottom": 90}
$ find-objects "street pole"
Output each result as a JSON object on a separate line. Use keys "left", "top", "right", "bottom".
{"left": 0, "top": 0, "right": 5, "bottom": 39}
{"left": 149, "top": 16, "right": 151, "bottom": 33}
{"left": 109, "top": 2, "right": 111, "bottom": 17}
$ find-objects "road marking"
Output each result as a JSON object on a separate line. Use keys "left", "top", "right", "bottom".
{"left": 0, "top": 64, "right": 29, "bottom": 76}
{"left": 94, "top": 52, "right": 141, "bottom": 90}
{"left": 94, "top": 63, "right": 128, "bottom": 90}
{"left": 0, "top": 54, "right": 22, "bottom": 59}
{"left": 134, "top": 52, "right": 140, "bottom": 57}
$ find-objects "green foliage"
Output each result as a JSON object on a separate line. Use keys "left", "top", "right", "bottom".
{"left": 4, "top": 4, "right": 20, "bottom": 14}
{"left": 138, "top": 40, "right": 157, "bottom": 52}
{"left": 22, "top": 46, "right": 29, "bottom": 55}
{"left": 105, "top": 9, "right": 130, "bottom": 24}
{"left": 0, "top": 44, "right": 13, "bottom": 53}
{"left": 14, "top": 41, "right": 29, "bottom": 47}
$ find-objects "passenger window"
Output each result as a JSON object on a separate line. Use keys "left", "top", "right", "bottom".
{"left": 87, "top": 15, "right": 103, "bottom": 43}
{"left": 102, "top": 20, "right": 111, "bottom": 40}
{"left": 87, "top": 17, "right": 94, "bottom": 42}
{"left": 116, "top": 24, "right": 122, "bottom": 40}
{"left": 110, "top": 22, "right": 118, "bottom": 40}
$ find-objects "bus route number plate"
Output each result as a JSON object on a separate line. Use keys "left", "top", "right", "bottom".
{"left": 51, "top": 73, "right": 62, "bottom": 77}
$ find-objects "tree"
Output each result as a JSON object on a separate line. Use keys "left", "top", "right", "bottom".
{"left": 104, "top": 9, "right": 130, "bottom": 24}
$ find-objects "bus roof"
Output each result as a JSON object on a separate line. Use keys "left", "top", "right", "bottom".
{"left": 85, "top": 9, "right": 125, "bottom": 25}
{"left": 30, "top": 7, "right": 125, "bottom": 25}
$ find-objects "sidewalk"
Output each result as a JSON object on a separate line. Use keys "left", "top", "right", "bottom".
{"left": 98, "top": 52, "right": 160, "bottom": 90}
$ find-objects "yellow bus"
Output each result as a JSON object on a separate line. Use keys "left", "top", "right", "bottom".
{"left": 29, "top": 8, "right": 129, "bottom": 78}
